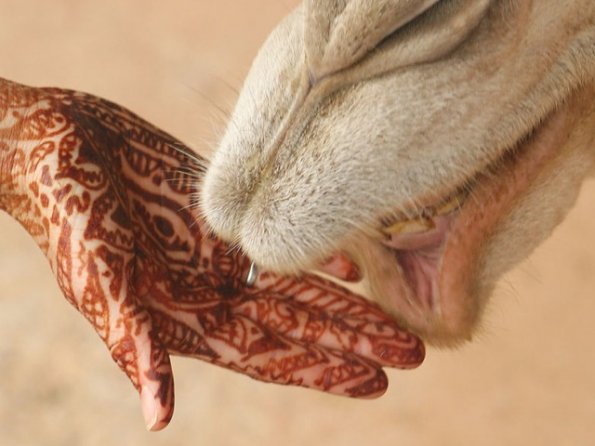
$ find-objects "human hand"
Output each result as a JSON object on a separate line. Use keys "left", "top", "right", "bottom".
{"left": 0, "top": 79, "right": 424, "bottom": 431}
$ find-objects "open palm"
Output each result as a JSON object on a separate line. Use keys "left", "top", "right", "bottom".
{"left": 0, "top": 79, "right": 424, "bottom": 430}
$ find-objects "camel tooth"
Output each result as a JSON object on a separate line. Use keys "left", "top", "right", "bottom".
{"left": 436, "top": 192, "right": 466, "bottom": 215}
{"left": 383, "top": 217, "right": 435, "bottom": 235}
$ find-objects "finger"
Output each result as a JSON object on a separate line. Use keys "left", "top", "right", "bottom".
{"left": 237, "top": 340, "right": 391, "bottom": 399}
{"left": 54, "top": 237, "right": 175, "bottom": 431}
{"left": 254, "top": 271, "right": 396, "bottom": 322}
{"left": 150, "top": 308, "right": 389, "bottom": 398}
{"left": 107, "top": 307, "right": 175, "bottom": 432}
{"left": 235, "top": 295, "right": 424, "bottom": 369}
{"left": 317, "top": 253, "right": 361, "bottom": 282}
{"left": 210, "top": 315, "right": 390, "bottom": 398}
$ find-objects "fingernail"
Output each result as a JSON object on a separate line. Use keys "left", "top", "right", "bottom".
{"left": 140, "top": 386, "right": 158, "bottom": 431}
{"left": 344, "top": 263, "right": 361, "bottom": 282}
{"left": 320, "top": 254, "right": 361, "bottom": 282}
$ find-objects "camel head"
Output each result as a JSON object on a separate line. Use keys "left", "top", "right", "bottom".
{"left": 201, "top": 0, "right": 595, "bottom": 345}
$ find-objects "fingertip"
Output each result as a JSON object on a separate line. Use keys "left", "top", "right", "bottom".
{"left": 140, "top": 385, "right": 172, "bottom": 432}
{"left": 109, "top": 337, "right": 175, "bottom": 431}
{"left": 140, "top": 386, "right": 158, "bottom": 430}
{"left": 371, "top": 334, "right": 426, "bottom": 369}
{"left": 318, "top": 254, "right": 361, "bottom": 282}
{"left": 346, "top": 368, "right": 389, "bottom": 399}
{"left": 133, "top": 338, "right": 175, "bottom": 432}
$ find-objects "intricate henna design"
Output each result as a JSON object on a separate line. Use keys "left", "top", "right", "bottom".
{"left": 0, "top": 78, "right": 424, "bottom": 431}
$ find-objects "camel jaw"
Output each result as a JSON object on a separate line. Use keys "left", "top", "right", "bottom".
{"left": 348, "top": 97, "right": 592, "bottom": 345}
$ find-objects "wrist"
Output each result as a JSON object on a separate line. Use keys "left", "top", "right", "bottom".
{"left": 0, "top": 119, "right": 24, "bottom": 209}
{"left": 0, "top": 79, "right": 45, "bottom": 211}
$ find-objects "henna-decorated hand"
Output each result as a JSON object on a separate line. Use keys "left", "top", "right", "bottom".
{"left": 0, "top": 78, "right": 424, "bottom": 431}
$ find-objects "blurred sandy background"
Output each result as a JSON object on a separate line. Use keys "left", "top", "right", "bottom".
{"left": 1, "top": 1, "right": 595, "bottom": 445}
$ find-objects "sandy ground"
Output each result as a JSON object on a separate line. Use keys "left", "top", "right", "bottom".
{"left": 1, "top": 1, "right": 595, "bottom": 445}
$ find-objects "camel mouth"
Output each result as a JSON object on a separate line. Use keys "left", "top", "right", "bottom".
{"left": 352, "top": 186, "right": 472, "bottom": 344}
{"left": 378, "top": 189, "right": 467, "bottom": 317}
{"left": 345, "top": 102, "right": 573, "bottom": 344}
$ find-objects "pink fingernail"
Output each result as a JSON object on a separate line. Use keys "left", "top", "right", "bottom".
{"left": 320, "top": 254, "right": 361, "bottom": 282}
{"left": 140, "top": 386, "right": 158, "bottom": 431}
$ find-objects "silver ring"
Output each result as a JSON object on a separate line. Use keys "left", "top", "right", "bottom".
{"left": 245, "top": 261, "right": 258, "bottom": 287}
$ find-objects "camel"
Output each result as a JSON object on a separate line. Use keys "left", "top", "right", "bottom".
{"left": 201, "top": 0, "right": 595, "bottom": 345}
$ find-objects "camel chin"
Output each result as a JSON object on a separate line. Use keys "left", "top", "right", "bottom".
{"left": 200, "top": 0, "right": 595, "bottom": 345}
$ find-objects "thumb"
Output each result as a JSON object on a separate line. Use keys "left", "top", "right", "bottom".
{"left": 53, "top": 235, "right": 175, "bottom": 431}
{"left": 105, "top": 300, "right": 174, "bottom": 431}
